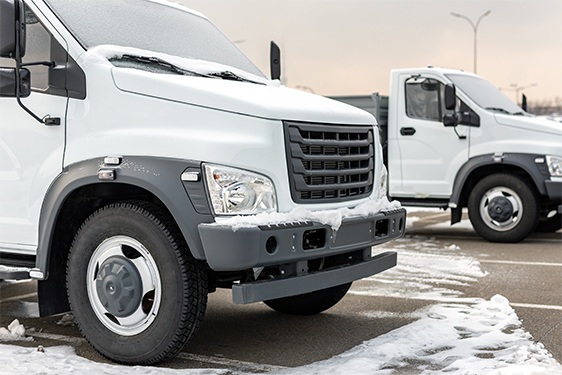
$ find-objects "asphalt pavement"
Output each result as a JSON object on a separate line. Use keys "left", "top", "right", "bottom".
{"left": 0, "top": 209, "right": 560, "bottom": 371}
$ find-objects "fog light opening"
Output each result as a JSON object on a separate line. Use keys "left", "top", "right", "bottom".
{"left": 265, "top": 236, "right": 278, "bottom": 254}
{"left": 303, "top": 229, "right": 326, "bottom": 250}
{"left": 375, "top": 219, "right": 389, "bottom": 237}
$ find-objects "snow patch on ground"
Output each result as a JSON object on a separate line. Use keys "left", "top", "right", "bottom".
{"left": 0, "top": 344, "right": 227, "bottom": 375}
{"left": 0, "top": 320, "right": 32, "bottom": 342}
{"left": 0, "top": 296, "right": 559, "bottom": 375}
{"left": 276, "top": 295, "right": 561, "bottom": 375}
{"left": 353, "top": 240, "right": 486, "bottom": 301}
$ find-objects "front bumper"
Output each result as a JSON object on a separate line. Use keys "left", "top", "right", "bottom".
{"left": 198, "top": 208, "right": 406, "bottom": 303}
{"left": 545, "top": 180, "right": 562, "bottom": 201}
{"left": 544, "top": 180, "right": 562, "bottom": 213}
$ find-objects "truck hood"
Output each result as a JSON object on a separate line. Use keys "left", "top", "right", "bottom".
{"left": 495, "top": 113, "right": 562, "bottom": 137}
{"left": 110, "top": 67, "right": 374, "bottom": 125}
{"left": 80, "top": 45, "right": 374, "bottom": 124}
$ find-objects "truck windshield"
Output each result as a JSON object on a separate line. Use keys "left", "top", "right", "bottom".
{"left": 445, "top": 73, "right": 523, "bottom": 115}
{"left": 44, "top": 0, "right": 265, "bottom": 78}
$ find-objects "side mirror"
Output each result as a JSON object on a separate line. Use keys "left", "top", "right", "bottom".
{"left": 0, "top": 67, "right": 30, "bottom": 97}
{"left": 0, "top": 0, "right": 26, "bottom": 58}
{"left": 270, "top": 41, "right": 281, "bottom": 81}
{"left": 521, "top": 93, "right": 527, "bottom": 112}
{"left": 444, "top": 83, "right": 456, "bottom": 110}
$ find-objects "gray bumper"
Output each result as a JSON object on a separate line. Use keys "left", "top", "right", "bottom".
{"left": 199, "top": 208, "right": 406, "bottom": 271}
{"left": 198, "top": 208, "right": 406, "bottom": 303}
{"left": 231, "top": 250, "right": 397, "bottom": 304}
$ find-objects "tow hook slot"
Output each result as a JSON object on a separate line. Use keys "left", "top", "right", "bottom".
{"left": 303, "top": 228, "right": 326, "bottom": 250}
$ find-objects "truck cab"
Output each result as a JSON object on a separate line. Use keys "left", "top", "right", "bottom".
{"left": 0, "top": 0, "right": 405, "bottom": 364}
{"left": 334, "top": 67, "right": 562, "bottom": 242}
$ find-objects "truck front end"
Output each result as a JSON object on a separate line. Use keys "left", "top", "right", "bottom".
{"left": 17, "top": 0, "right": 406, "bottom": 364}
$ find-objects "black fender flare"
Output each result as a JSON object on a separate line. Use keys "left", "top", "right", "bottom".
{"left": 35, "top": 156, "right": 213, "bottom": 279}
{"left": 449, "top": 153, "right": 549, "bottom": 223}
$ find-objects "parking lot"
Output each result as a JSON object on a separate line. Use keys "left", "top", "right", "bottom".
{"left": 0, "top": 209, "right": 560, "bottom": 373}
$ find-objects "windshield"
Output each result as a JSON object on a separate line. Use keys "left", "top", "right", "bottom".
{"left": 445, "top": 73, "right": 523, "bottom": 115}
{"left": 44, "top": 0, "right": 265, "bottom": 78}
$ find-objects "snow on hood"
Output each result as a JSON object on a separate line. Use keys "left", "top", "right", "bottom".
{"left": 83, "top": 45, "right": 376, "bottom": 125}
{"left": 204, "top": 197, "right": 401, "bottom": 233}
{"left": 87, "top": 45, "right": 271, "bottom": 85}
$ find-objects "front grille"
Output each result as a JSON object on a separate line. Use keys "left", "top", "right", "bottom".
{"left": 284, "top": 121, "right": 374, "bottom": 203}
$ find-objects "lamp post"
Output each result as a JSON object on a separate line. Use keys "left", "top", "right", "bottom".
{"left": 450, "top": 10, "right": 491, "bottom": 74}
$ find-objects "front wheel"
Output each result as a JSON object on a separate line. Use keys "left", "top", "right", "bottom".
{"left": 67, "top": 202, "right": 207, "bottom": 365}
{"left": 264, "top": 282, "right": 352, "bottom": 315}
{"left": 468, "top": 174, "right": 539, "bottom": 243}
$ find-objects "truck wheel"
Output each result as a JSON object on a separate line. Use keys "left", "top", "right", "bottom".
{"left": 468, "top": 174, "right": 539, "bottom": 243}
{"left": 67, "top": 202, "right": 207, "bottom": 365}
{"left": 535, "top": 213, "right": 562, "bottom": 233}
{"left": 264, "top": 282, "right": 352, "bottom": 315}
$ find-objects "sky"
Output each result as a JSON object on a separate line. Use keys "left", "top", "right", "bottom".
{"left": 178, "top": 0, "right": 562, "bottom": 104}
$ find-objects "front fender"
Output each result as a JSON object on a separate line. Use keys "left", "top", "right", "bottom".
{"left": 35, "top": 156, "right": 213, "bottom": 279}
{"left": 450, "top": 152, "right": 550, "bottom": 208}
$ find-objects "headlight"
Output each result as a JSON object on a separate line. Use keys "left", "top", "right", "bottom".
{"left": 203, "top": 164, "right": 277, "bottom": 215}
{"left": 546, "top": 155, "right": 562, "bottom": 177}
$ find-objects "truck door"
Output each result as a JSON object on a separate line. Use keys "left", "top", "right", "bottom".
{"left": 0, "top": 9, "right": 68, "bottom": 254}
{"left": 392, "top": 75, "right": 471, "bottom": 198}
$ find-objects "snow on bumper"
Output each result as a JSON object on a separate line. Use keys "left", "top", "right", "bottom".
{"left": 198, "top": 206, "right": 406, "bottom": 303}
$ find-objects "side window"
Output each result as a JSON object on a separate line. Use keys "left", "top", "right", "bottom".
{"left": 23, "top": 9, "right": 51, "bottom": 91}
{"left": 0, "top": 9, "right": 53, "bottom": 91}
{"left": 405, "top": 78, "right": 444, "bottom": 122}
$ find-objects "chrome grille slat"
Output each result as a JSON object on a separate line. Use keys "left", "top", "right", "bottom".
{"left": 284, "top": 121, "right": 375, "bottom": 203}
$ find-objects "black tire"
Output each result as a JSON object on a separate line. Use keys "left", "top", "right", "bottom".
{"left": 67, "top": 202, "right": 207, "bottom": 365}
{"left": 264, "top": 282, "right": 352, "bottom": 315}
{"left": 468, "top": 174, "right": 539, "bottom": 243}
{"left": 535, "top": 213, "right": 562, "bottom": 233}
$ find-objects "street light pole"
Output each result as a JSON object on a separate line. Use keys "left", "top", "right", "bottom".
{"left": 450, "top": 10, "right": 491, "bottom": 74}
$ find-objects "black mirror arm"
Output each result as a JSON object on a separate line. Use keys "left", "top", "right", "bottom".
{"left": 453, "top": 126, "right": 466, "bottom": 140}
{"left": 442, "top": 113, "right": 466, "bottom": 140}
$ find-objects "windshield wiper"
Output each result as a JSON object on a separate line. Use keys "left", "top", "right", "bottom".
{"left": 111, "top": 56, "right": 264, "bottom": 85}
{"left": 486, "top": 107, "right": 528, "bottom": 116}
{"left": 485, "top": 107, "right": 511, "bottom": 114}
{"left": 111, "top": 55, "right": 213, "bottom": 78}
{"left": 208, "top": 70, "right": 264, "bottom": 85}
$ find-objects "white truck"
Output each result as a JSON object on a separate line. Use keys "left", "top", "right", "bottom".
{"left": 0, "top": 0, "right": 406, "bottom": 365}
{"left": 333, "top": 67, "right": 562, "bottom": 243}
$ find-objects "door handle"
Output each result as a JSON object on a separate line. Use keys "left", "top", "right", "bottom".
{"left": 400, "top": 127, "right": 416, "bottom": 136}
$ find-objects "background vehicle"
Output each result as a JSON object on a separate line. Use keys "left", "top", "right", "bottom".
{"left": 0, "top": 0, "right": 405, "bottom": 364}
{"left": 333, "top": 67, "right": 562, "bottom": 242}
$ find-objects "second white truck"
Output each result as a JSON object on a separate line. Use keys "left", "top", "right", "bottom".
{"left": 334, "top": 67, "right": 562, "bottom": 242}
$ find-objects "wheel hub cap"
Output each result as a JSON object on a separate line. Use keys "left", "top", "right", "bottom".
{"left": 96, "top": 256, "right": 142, "bottom": 317}
{"left": 487, "top": 196, "right": 513, "bottom": 223}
